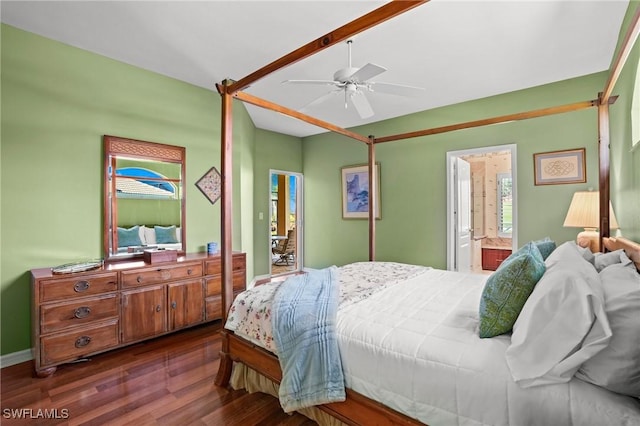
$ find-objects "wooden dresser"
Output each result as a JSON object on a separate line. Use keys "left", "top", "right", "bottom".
{"left": 31, "top": 252, "right": 246, "bottom": 377}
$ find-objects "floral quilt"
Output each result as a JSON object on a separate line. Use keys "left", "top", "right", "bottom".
{"left": 224, "top": 261, "right": 431, "bottom": 353}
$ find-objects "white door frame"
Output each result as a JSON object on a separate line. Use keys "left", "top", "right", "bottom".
{"left": 454, "top": 157, "right": 472, "bottom": 273}
{"left": 446, "top": 144, "right": 518, "bottom": 271}
{"left": 269, "top": 169, "right": 304, "bottom": 275}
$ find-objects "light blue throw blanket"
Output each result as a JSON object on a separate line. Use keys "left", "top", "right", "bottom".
{"left": 271, "top": 266, "right": 346, "bottom": 412}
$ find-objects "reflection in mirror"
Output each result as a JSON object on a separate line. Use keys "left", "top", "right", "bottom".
{"left": 103, "top": 135, "right": 186, "bottom": 261}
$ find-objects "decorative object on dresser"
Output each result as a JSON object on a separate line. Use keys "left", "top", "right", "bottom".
{"left": 51, "top": 259, "right": 104, "bottom": 274}
{"left": 31, "top": 252, "right": 246, "bottom": 377}
{"left": 143, "top": 248, "right": 178, "bottom": 264}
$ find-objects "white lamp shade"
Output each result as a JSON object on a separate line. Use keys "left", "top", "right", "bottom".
{"left": 563, "top": 191, "right": 619, "bottom": 230}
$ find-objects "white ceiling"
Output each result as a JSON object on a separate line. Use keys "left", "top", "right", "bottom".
{"left": 1, "top": 1, "right": 630, "bottom": 138}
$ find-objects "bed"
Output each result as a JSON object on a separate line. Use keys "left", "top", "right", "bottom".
{"left": 213, "top": 2, "right": 640, "bottom": 425}
{"left": 216, "top": 237, "right": 640, "bottom": 425}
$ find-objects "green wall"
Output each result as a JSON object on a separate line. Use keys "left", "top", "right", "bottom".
{"left": 0, "top": 24, "right": 255, "bottom": 355}
{"left": 252, "top": 129, "right": 303, "bottom": 276}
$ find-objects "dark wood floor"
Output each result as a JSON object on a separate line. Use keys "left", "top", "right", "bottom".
{"left": 1, "top": 322, "right": 316, "bottom": 425}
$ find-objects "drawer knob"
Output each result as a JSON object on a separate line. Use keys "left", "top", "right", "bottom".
{"left": 156, "top": 305, "right": 162, "bottom": 312}
{"left": 136, "top": 276, "right": 143, "bottom": 283}
{"left": 171, "top": 301, "right": 177, "bottom": 309}
{"left": 187, "top": 269, "right": 192, "bottom": 275}
{"left": 74, "top": 281, "right": 90, "bottom": 292}
{"left": 73, "top": 306, "right": 91, "bottom": 319}
{"left": 75, "top": 336, "right": 91, "bottom": 348}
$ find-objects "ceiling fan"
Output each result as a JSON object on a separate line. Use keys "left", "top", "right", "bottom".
{"left": 282, "top": 40, "right": 425, "bottom": 119}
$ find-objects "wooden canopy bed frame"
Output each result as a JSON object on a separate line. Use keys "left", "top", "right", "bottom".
{"left": 213, "top": 1, "right": 640, "bottom": 424}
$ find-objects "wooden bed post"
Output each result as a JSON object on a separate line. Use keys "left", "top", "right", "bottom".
{"left": 597, "top": 6, "right": 639, "bottom": 250}
{"left": 219, "top": 80, "right": 234, "bottom": 323}
{"left": 368, "top": 136, "right": 376, "bottom": 261}
{"left": 215, "top": 80, "right": 234, "bottom": 387}
{"left": 597, "top": 92, "right": 612, "bottom": 252}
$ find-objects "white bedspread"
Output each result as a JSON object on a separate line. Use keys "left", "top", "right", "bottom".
{"left": 225, "top": 262, "right": 640, "bottom": 426}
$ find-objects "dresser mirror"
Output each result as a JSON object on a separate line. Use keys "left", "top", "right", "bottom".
{"left": 103, "top": 135, "right": 186, "bottom": 261}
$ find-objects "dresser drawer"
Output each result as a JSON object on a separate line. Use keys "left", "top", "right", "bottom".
{"left": 205, "top": 270, "right": 245, "bottom": 297}
{"left": 121, "top": 262, "right": 203, "bottom": 287}
{"left": 41, "top": 294, "right": 119, "bottom": 334}
{"left": 40, "top": 320, "right": 119, "bottom": 365}
{"left": 205, "top": 254, "right": 246, "bottom": 276}
{"left": 40, "top": 272, "right": 118, "bottom": 302}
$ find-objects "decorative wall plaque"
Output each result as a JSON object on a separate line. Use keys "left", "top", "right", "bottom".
{"left": 195, "top": 166, "right": 222, "bottom": 204}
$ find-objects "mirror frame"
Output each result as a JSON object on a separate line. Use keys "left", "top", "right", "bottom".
{"left": 103, "top": 135, "right": 186, "bottom": 261}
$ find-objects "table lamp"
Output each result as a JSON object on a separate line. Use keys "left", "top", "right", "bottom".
{"left": 563, "top": 191, "right": 619, "bottom": 252}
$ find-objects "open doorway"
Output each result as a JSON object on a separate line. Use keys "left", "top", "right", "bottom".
{"left": 447, "top": 145, "right": 517, "bottom": 273}
{"left": 269, "top": 170, "right": 303, "bottom": 276}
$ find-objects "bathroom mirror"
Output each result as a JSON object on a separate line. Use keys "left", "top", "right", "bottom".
{"left": 103, "top": 135, "right": 186, "bottom": 261}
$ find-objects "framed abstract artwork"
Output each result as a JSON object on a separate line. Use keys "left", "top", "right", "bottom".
{"left": 533, "top": 148, "right": 586, "bottom": 186}
{"left": 341, "top": 163, "right": 381, "bottom": 219}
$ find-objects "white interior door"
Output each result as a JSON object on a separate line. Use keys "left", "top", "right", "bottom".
{"left": 454, "top": 157, "right": 471, "bottom": 272}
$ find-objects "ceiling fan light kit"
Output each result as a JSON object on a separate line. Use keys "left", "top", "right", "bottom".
{"left": 283, "top": 40, "right": 424, "bottom": 119}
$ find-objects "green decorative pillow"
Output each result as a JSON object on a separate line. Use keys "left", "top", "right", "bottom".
{"left": 479, "top": 242, "right": 546, "bottom": 338}
{"left": 118, "top": 225, "right": 142, "bottom": 247}
{"left": 532, "top": 237, "right": 556, "bottom": 260}
{"left": 155, "top": 225, "right": 178, "bottom": 244}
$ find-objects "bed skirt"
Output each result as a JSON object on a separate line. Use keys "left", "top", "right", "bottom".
{"left": 230, "top": 362, "right": 348, "bottom": 426}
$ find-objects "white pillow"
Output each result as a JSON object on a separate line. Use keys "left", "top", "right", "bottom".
{"left": 576, "top": 254, "right": 640, "bottom": 397}
{"left": 506, "top": 242, "right": 612, "bottom": 387}
{"left": 593, "top": 249, "right": 626, "bottom": 272}
{"left": 176, "top": 227, "right": 182, "bottom": 243}
{"left": 143, "top": 226, "right": 156, "bottom": 245}
{"left": 138, "top": 225, "right": 147, "bottom": 245}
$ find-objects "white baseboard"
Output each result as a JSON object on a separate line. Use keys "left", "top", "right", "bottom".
{"left": 1, "top": 348, "right": 33, "bottom": 368}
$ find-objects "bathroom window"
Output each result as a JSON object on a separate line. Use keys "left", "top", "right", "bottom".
{"left": 497, "top": 172, "right": 512, "bottom": 236}
{"left": 632, "top": 59, "right": 640, "bottom": 148}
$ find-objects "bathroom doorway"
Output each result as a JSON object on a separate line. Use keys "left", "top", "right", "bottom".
{"left": 447, "top": 145, "right": 517, "bottom": 273}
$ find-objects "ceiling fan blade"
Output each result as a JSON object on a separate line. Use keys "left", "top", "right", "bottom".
{"left": 347, "top": 63, "right": 387, "bottom": 83}
{"left": 350, "top": 91, "right": 374, "bottom": 119}
{"left": 368, "top": 81, "right": 425, "bottom": 97}
{"left": 282, "top": 79, "right": 339, "bottom": 86}
{"left": 300, "top": 89, "right": 342, "bottom": 112}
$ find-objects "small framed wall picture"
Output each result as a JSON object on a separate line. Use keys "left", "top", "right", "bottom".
{"left": 341, "top": 163, "right": 381, "bottom": 219}
{"left": 533, "top": 148, "right": 586, "bottom": 186}
{"left": 195, "top": 166, "right": 222, "bottom": 204}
